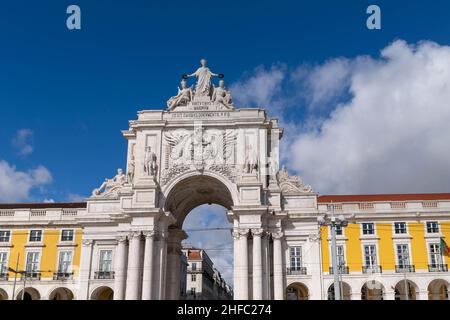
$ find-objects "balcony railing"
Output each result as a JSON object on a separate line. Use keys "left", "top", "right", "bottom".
{"left": 428, "top": 264, "right": 448, "bottom": 272}
{"left": 94, "top": 271, "right": 115, "bottom": 279}
{"left": 20, "top": 272, "right": 41, "bottom": 280}
{"left": 395, "top": 265, "right": 415, "bottom": 273}
{"left": 53, "top": 272, "right": 74, "bottom": 280}
{"left": 0, "top": 272, "right": 8, "bottom": 281}
{"left": 362, "top": 265, "right": 382, "bottom": 274}
{"left": 286, "top": 267, "right": 307, "bottom": 275}
{"left": 329, "top": 266, "right": 349, "bottom": 274}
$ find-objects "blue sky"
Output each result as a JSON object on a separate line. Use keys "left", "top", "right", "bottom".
{"left": 2, "top": 1, "right": 450, "bottom": 284}
{"left": 1, "top": 0, "right": 450, "bottom": 201}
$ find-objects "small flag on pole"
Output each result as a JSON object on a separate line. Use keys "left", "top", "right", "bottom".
{"left": 440, "top": 238, "right": 450, "bottom": 256}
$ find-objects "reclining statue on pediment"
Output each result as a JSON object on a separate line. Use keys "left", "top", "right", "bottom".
{"left": 92, "top": 168, "right": 126, "bottom": 197}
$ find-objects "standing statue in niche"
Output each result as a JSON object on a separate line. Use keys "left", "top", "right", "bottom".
{"left": 144, "top": 146, "right": 157, "bottom": 176}
{"left": 212, "top": 80, "right": 234, "bottom": 109}
{"left": 127, "top": 155, "right": 135, "bottom": 184}
{"left": 244, "top": 144, "right": 258, "bottom": 174}
{"left": 183, "top": 58, "right": 223, "bottom": 97}
{"left": 167, "top": 79, "right": 193, "bottom": 110}
{"left": 92, "top": 168, "right": 126, "bottom": 196}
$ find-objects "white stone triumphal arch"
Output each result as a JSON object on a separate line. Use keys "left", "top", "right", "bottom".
{"left": 82, "top": 59, "right": 318, "bottom": 300}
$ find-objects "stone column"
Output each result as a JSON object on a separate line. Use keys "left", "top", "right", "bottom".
{"left": 272, "top": 231, "right": 284, "bottom": 300}
{"left": 233, "top": 228, "right": 249, "bottom": 300}
{"left": 125, "top": 231, "right": 142, "bottom": 300}
{"left": 154, "top": 231, "right": 168, "bottom": 300}
{"left": 165, "top": 228, "right": 186, "bottom": 300}
{"left": 141, "top": 231, "right": 155, "bottom": 300}
{"left": 113, "top": 236, "right": 128, "bottom": 300}
{"left": 252, "top": 228, "right": 263, "bottom": 300}
{"left": 78, "top": 239, "right": 93, "bottom": 300}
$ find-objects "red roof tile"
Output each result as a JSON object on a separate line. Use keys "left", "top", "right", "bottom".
{"left": 0, "top": 202, "right": 87, "bottom": 209}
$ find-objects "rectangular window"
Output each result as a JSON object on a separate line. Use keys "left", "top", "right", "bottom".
{"left": 0, "top": 252, "right": 8, "bottom": 275}
{"left": 0, "top": 231, "right": 11, "bottom": 242}
{"left": 191, "top": 262, "right": 197, "bottom": 271}
{"left": 429, "top": 243, "right": 442, "bottom": 267}
{"left": 26, "top": 252, "right": 40, "bottom": 273}
{"left": 364, "top": 245, "right": 377, "bottom": 267}
{"left": 191, "top": 274, "right": 196, "bottom": 282}
{"left": 190, "top": 288, "right": 196, "bottom": 295}
{"left": 61, "top": 230, "right": 74, "bottom": 242}
{"left": 362, "top": 223, "right": 375, "bottom": 235}
{"left": 335, "top": 225, "right": 343, "bottom": 236}
{"left": 29, "top": 230, "right": 42, "bottom": 242}
{"left": 336, "top": 245, "right": 345, "bottom": 267}
{"left": 58, "top": 251, "right": 73, "bottom": 273}
{"left": 396, "top": 244, "right": 410, "bottom": 267}
{"left": 426, "top": 221, "right": 439, "bottom": 234}
{"left": 394, "top": 222, "right": 407, "bottom": 234}
{"left": 289, "top": 246, "right": 302, "bottom": 270}
{"left": 99, "top": 250, "right": 112, "bottom": 272}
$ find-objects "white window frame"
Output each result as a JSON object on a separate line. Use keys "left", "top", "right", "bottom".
{"left": 395, "top": 243, "right": 411, "bottom": 267}
{"left": 98, "top": 249, "right": 113, "bottom": 272}
{"left": 362, "top": 244, "right": 378, "bottom": 267}
{"left": 426, "top": 221, "right": 440, "bottom": 234}
{"left": 394, "top": 222, "right": 407, "bottom": 235}
{"left": 60, "top": 229, "right": 74, "bottom": 243}
{"left": 0, "top": 251, "right": 9, "bottom": 275}
{"left": 0, "top": 230, "right": 11, "bottom": 244}
{"left": 57, "top": 250, "right": 73, "bottom": 273}
{"left": 289, "top": 246, "right": 303, "bottom": 271}
{"left": 361, "top": 223, "right": 375, "bottom": 236}
{"left": 28, "top": 229, "right": 43, "bottom": 243}
{"left": 427, "top": 242, "right": 443, "bottom": 267}
{"left": 25, "top": 250, "right": 41, "bottom": 274}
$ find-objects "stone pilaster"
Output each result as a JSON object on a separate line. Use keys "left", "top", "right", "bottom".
{"left": 78, "top": 239, "right": 93, "bottom": 300}
{"left": 272, "top": 231, "right": 284, "bottom": 300}
{"left": 251, "top": 228, "right": 263, "bottom": 300}
{"left": 141, "top": 231, "right": 155, "bottom": 300}
{"left": 113, "top": 236, "right": 128, "bottom": 300}
{"left": 233, "top": 228, "right": 249, "bottom": 300}
{"left": 125, "top": 231, "right": 142, "bottom": 300}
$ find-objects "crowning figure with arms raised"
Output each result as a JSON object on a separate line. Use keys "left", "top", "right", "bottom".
{"left": 183, "top": 58, "right": 223, "bottom": 97}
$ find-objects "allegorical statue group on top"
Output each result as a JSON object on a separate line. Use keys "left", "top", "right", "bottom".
{"left": 167, "top": 59, "right": 234, "bottom": 110}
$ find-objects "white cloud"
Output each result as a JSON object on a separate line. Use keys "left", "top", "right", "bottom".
{"left": 0, "top": 160, "right": 53, "bottom": 202}
{"left": 11, "top": 129, "right": 34, "bottom": 156}
{"left": 183, "top": 204, "right": 233, "bottom": 285}
{"left": 232, "top": 40, "right": 450, "bottom": 194}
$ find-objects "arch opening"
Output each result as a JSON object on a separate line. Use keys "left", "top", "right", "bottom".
{"left": 90, "top": 286, "right": 114, "bottom": 300}
{"left": 49, "top": 287, "right": 74, "bottom": 300}
{"left": 0, "top": 288, "right": 8, "bottom": 300}
{"left": 327, "top": 282, "right": 351, "bottom": 300}
{"left": 180, "top": 204, "right": 233, "bottom": 300}
{"left": 394, "top": 280, "right": 418, "bottom": 300}
{"left": 16, "top": 287, "right": 40, "bottom": 300}
{"left": 286, "top": 282, "right": 309, "bottom": 300}
{"left": 361, "top": 281, "right": 384, "bottom": 300}
{"left": 164, "top": 174, "right": 235, "bottom": 228}
{"left": 428, "top": 279, "right": 449, "bottom": 300}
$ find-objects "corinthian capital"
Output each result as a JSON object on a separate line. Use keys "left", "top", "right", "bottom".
{"left": 116, "top": 235, "right": 128, "bottom": 243}
{"left": 143, "top": 230, "right": 156, "bottom": 239}
{"left": 232, "top": 228, "right": 249, "bottom": 240}
{"left": 82, "top": 239, "right": 93, "bottom": 246}
{"left": 251, "top": 228, "right": 264, "bottom": 237}
{"left": 271, "top": 231, "right": 284, "bottom": 239}
{"left": 129, "top": 231, "right": 142, "bottom": 239}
